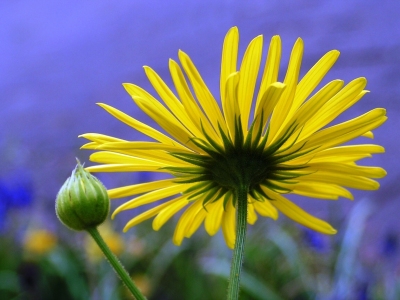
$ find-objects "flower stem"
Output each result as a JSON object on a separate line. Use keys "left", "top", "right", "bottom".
{"left": 227, "top": 185, "right": 248, "bottom": 300}
{"left": 86, "top": 227, "right": 146, "bottom": 300}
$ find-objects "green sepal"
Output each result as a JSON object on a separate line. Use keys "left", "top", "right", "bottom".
{"left": 256, "top": 124, "right": 270, "bottom": 153}
{"left": 190, "top": 138, "right": 222, "bottom": 160}
{"left": 223, "top": 190, "right": 233, "bottom": 211}
{"left": 173, "top": 174, "right": 212, "bottom": 184}
{"left": 183, "top": 181, "right": 211, "bottom": 194}
{"left": 212, "top": 188, "right": 228, "bottom": 203}
{"left": 217, "top": 123, "right": 235, "bottom": 154}
{"left": 170, "top": 152, "right": 210, "bottom": 167}
{"left": 162, "top": 166, "right": 204, "bottom": 174}
{"left": 200, "top": 122, "right": 225, "bottom": 154}
{"left": 233, "top": 116, "right": 244, "bottom": 150}
{"left": 260, "top": 180, "right": 292, "bottom": 194}
{"left": 250, "top": 113, "right": 264, "bottom": 149}
{"left": 201, "top": 186, "right": 220, "bottom": 211}
{"left": 243, "top": 120, "right": 256, "bottom": 151}
{"left": 273, "top": 146, "right": 319, "bottom": 164}
{"left": 273, "top": 124, "right": 304, "bottom": 155}
{"left": 253, "top": 185, "right": 273, "bottom": 200}
{"left": 188, "top": 182, "right": 218, "bottom": 200}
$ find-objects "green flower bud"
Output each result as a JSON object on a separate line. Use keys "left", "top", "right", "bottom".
{"left": 56, "top": 160, "right": 110, "bottom": 231}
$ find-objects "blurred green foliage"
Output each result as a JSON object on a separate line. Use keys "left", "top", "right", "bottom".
{"left": 1, "top": 199, "right": 400, "bottom": 299}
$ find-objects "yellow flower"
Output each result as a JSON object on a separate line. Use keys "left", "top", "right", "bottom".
{"left": 130, "top": 274, "right": 152, "bottom": 298}
{"left": 24, "top": 229, "right": 57, "bottom": 255}
{"left": 80, "top": 27, "right": 386, "bottom": 249}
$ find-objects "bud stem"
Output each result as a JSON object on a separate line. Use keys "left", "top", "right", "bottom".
{"left": 227, "top": 185, "right": 248, "bottom": 300}
{"left": 86, "top": 227, "right": 146, "bottom": 300}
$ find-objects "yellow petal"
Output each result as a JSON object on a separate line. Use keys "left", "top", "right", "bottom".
{"left": 247, "top": 202, "right": 258, "bottom": 225}
{"left": 273, "top": 55, "right": 341, "bottom": 145}
{"left": 280, "top": 79, "right": 344, "bottom": 144}
{"left": 311, "top": 144, "right": 384, "bottom": 161}
{"left": 221, "top": 196, "right": 236, "bottom": 249}
{"left": 204, "top": 201, "right": 224, "bottom": 236}
{"left": 300, "top": 172, "right": 380, "bottom": 190}
{"left": 291, "top": 144, "right": 385, "bottom": 164}
{"left": 89, "top": 151, "right": 168, "bottom": 166}
{"left": 223, "top": 72, "right": 241, "bottom": 140}
{"left": 105, "top": 149, "right": 186, "bottom": 165}
{"left": 79, "top": 133, "right": 126, "bottom": 143}
{"left": 238, "top": 35, "right": 263, "bottom": 129}
{"left": 173, "top": 200, "right": 204, "bottom": 245}
{"left": 268, "top": 38, "right": 304, "bottom": 144}
{"left": 178, "top": 50, "right": 228, "bottom": 136}
{"left": 153, "top": 196, "right": 190, "bottom": 231}
{"left": 253, "top": 82, "right": 286, "bottom": 132}
{"left": 253, "top": 200, "right": 278, "bottom": 220}
{"left": 86, "top": 164, "right": 165, "bottom": 173}
{"left": 220, "top": 27, "right": 239, "bottom": 107}
{"left": 255, "top": 35, "right": 282, "bottom": 112}
{"left": 169, "top": 59, "right": 220, "bottom": 142}
{"left": 288, "top": 182, "right": 354, "bottom": 200}
{"left": 112, "top": 184, "right": 191, "bottom": 217}
{"left": 265, "top": 189, "right": 337, "bottom": 234}
{"left": 108, "top": 178, "right": 177, "bottom": 199}
{"left": 123, "top": 85, "right": 199, "bottom": 150}
{"left": 362, "top": 131, "right": 374, "bottom": 138}
{"left": 185, "top": 208, "right": 207, "bottom": 238}
{"left": 301, "top": 108, "right": 387, "bottom": 152}
{"left": 80, "top": 142, "right": 99, "bottom": 150}
{"left": 123, "top": 197, "right": 180, "bottom": 231}
{"left": 144, "top": 66, "right": 205, "bottom": 138}
{"left": 96, "top": 103, "right": 179, "bottom": 146}
{"left": 301, "top": 78, "right": 367, "bottom": 139}
{"left": 95, "top": 141, "right": 192, "bottom": 153}
{"left": 292, "top": 50, "right": 340, "bottom": 112}
{"left": 307, "top": 162, "right": 387, "bottom": 178}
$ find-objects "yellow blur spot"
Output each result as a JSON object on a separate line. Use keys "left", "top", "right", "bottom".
{"left": 24, "top": 229, "right": 57, "bottom": 255}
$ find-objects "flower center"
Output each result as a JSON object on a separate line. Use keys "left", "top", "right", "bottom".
{"left": 204, "top": 147, "right": 276, "bottom": 191}
{"left": 168, "top": 118, "right": 308, "bottom": 205}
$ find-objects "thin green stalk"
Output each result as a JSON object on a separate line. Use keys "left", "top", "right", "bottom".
{"left": 227, "top": 185, "right": 248, "bottom": 300}
{"left": 86, "top": 227, "right": 146, "bottom": 300}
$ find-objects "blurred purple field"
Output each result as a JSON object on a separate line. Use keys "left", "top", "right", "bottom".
{"left": 1, "top": 1, "right": 399, "bottom": 298}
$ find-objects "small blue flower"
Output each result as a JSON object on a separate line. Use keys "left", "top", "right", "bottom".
{"left": 356, "top": 282, "right": 369, "bottom": 300}
{"left": 0, "top": 173, "right": 34, "bottom": 231}
{"left": 302, "top": 227, "right": 327, "bottom": 253}
{"left": 0, "top": 193, "right": 8, "bottom": 229}
{"left": 0, "top": 180, "right": 13, "bottom": 230}
{"left": 381, "top": 232, "right": 398, "bottom": 258}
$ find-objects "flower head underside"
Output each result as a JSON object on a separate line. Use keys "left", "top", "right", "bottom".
{"left": 80, "top": 27, "right": 386, "bottom": 248}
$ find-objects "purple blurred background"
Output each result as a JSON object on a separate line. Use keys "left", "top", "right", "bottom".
{"left": 0, "top": 1, "right": 399, "bottom": 252}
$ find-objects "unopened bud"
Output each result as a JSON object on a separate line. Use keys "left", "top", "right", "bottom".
{"left": 56, "top": 160, "right": 110, "bottom": 231}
